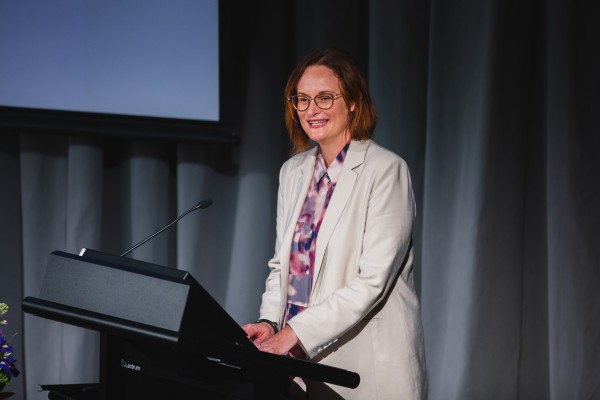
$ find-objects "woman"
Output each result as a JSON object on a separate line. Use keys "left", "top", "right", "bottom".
{"left": 243, "top": 48, "right": 427, "bottom": 399}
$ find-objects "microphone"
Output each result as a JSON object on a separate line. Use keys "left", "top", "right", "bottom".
{"left": 120, "top": 198, "right": 213, "bottom": 257}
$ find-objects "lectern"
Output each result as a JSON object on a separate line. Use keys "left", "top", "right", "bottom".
{"left": 22, "top": 250, "right": 359, "bottom": 399}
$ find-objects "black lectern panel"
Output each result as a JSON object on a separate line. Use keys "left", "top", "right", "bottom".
{"left": 25, "top": 250, "right": 252, "bottom": 348}
{"left": 39, "top": 252, "right": 190, "bottom": 337}
{"left": 23, "top": 250, "right": 360, "bottom": 399}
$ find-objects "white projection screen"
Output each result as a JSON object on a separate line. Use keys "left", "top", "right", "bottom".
{"left": 0, "top": 0, "right": 231, "bottom": 142}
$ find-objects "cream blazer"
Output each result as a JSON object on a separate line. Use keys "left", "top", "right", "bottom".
{"left": 259, "top": 140, "right": 427, "bottom": 399}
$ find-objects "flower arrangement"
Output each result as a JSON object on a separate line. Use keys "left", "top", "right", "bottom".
{"left": 0, "top": 303, "right": 20, "bottom": 393}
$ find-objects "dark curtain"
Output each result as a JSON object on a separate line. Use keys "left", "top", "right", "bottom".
{"left": 0, "top": 1, "right": 597, "bottom": 399}
{"left": 418, "top": 0, "right": 599, "bottom": 398}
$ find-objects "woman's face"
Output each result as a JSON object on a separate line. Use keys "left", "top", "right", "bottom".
{"left": 296, "top": 65, "right": 355, "bottom": 151}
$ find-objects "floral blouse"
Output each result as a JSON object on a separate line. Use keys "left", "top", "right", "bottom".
{"left": 284, "top": 142, "right": 350, "bottom": 325}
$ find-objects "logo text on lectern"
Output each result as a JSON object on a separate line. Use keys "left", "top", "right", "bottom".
{"left": 120, "top": 358, "right": 141, "bottom": 372}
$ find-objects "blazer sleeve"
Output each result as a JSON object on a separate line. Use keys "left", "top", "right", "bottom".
{"left": 258, "top": 162, "right": 287, "bottom": 323}
{"left": 287, "top": 155, "right": 416, "bottom": 358}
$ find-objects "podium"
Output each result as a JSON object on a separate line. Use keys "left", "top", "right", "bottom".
{"left": 22, "top": 250, "right": 359, "bottom": 399}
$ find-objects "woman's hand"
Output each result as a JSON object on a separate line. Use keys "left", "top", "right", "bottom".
{"left": 242, "top": 321, "right": 276, "bottom": 345}
{"left": 253, "top": 325, "right": 299, "bottom": 355}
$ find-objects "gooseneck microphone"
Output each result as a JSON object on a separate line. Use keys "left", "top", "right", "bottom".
{"left": 120, "top": 198, "right": 213, "bottom": 257}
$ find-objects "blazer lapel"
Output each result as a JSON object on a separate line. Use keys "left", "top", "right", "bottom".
{"left": 278, "top": 148, "right": 317, "bottom": 317}
{"left": 312, "top": 140, "right": 369, "bottom": 291}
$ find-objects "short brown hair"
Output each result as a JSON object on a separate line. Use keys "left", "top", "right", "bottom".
{"left": 284, "top": 48, "right": 377, "bottom": 155}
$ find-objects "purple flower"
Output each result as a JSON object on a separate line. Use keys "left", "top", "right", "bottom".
{"left": 0, "top": 303, "right": 19, "bottom": 384}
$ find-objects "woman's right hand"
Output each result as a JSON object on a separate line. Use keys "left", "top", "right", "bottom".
{"left": 242, "top": 322, "right": 276, "bottom": 347}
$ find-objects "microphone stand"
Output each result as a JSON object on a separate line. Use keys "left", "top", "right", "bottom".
{"left": 120, "top": 198, "right": 213, "bottom": 257}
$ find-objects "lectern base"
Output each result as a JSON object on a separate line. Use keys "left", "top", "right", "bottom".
{"left": 41, "top": 381, "right": 290, "bottom": 400}
{"left": 41, "top": 384, "right": 99, "bottom": 400}
{"left": 101, "top": 335, "right": 290, "bottom": 399}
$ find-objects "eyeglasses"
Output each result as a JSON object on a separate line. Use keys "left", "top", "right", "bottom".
{"left": 288, "top": 93, "right": 343, "bottom": 111}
